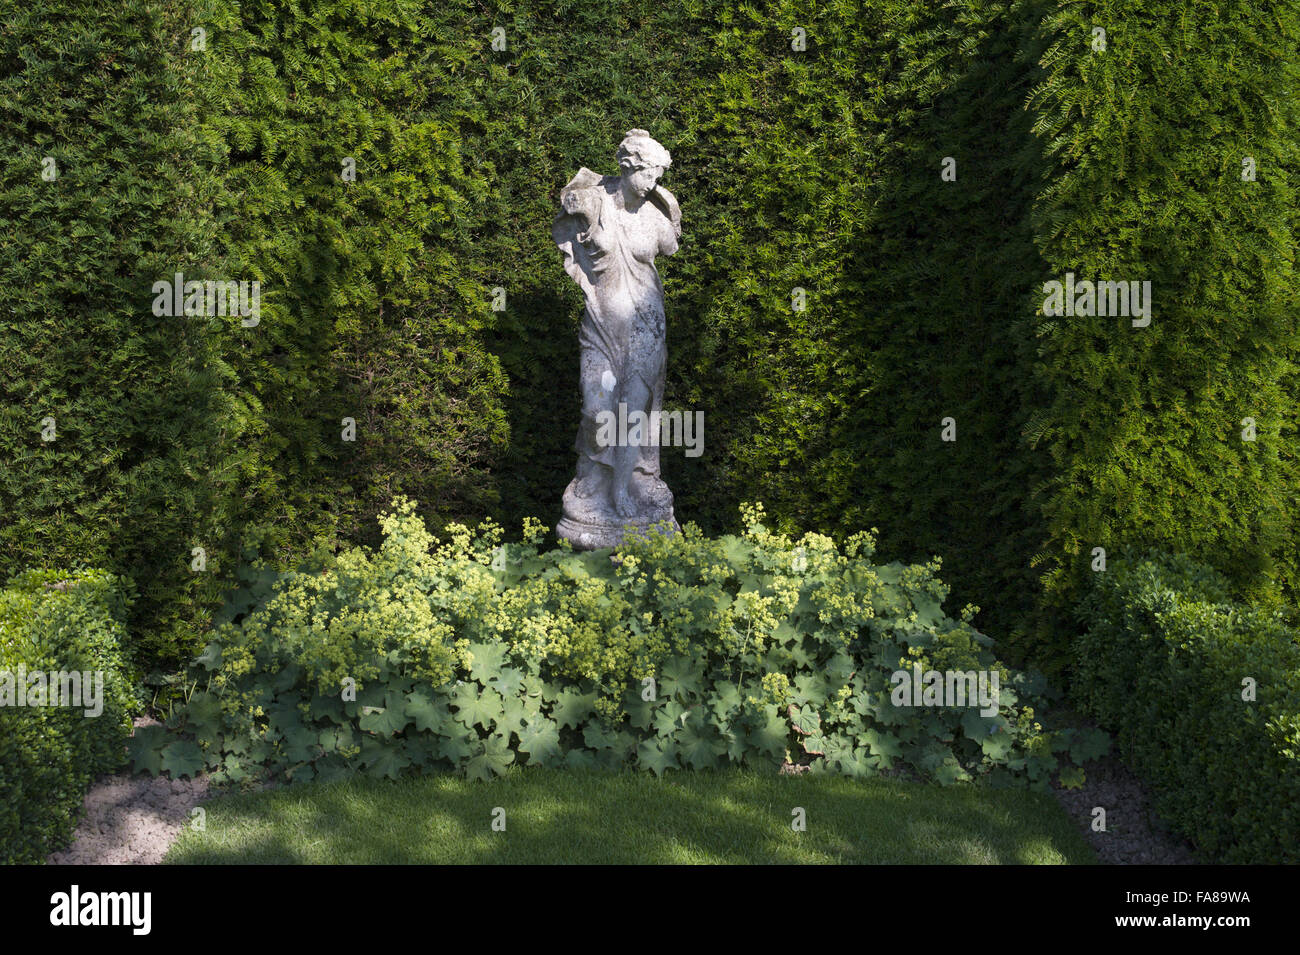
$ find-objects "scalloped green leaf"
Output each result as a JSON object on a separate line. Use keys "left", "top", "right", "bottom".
{"left": 863, "top": 727, "right": 903, "bottom": 765}
{"left": 792, "top": 671, "right": 829, "bottom": 705}
{"left": 624, "top": 691, "right": 655, "bottom": 730}
{"left": 982, "top": 727, "right": 1016, "bottom": 761}
{"left": 582, "top": 721, "right": 630, "bottom": 755}
{"left": 652, "top": 700, "right": 689, "bottom": 738}
{"left": 126, "top": 725, "right": 168, "bottom": 776}
{"left": 359, "top": 689, "right": 411, "bottom": 736}
{"left": 488, "top": 665, "right": 526, "bottom": 697}
{"left": 310, "top": 690, "right": 347, "bottom": 724}
{"left": 182, "top": 690, "right": 224, "bottom": 748}
{"left": 160, "top": 740, "right": 205, "bottom": 779}
{"left": 497, "top": 692, "right": 535, "bottom": 737}
{"left": 789, "top": 703, "right": 821, "bottom": 736}
{"left": 550, "top": 687, "right": 596, "bottom": 730}
{"left": 745, "top": 704, "right": 789, "bottom": 759}
{"left": 317, "top": 724, "right": 356, "bottom": 755}
{"left": 222, "top": 754, "right": 252, "bottom": 783}
{"left": 452, "top": 683, "right": 502, "bottom": 730}
{"left": 404, "top": 690, "right": 450, "bottom": 733}
{"left": 1058, "top": 765, "right": 1086, "bottom": 789}
{"left": 677, "top": 723, "right": 726, "bottom": 769}
{"left": 359, "top": 737, "right": 411, "bottom": 779}
{"left": 517, "top": 717, "right": 561, "bottom": 765}
{"left": 282, "top": 722, "right": 319, "bottom": 764}
{"left": 438, "top": 732, "right": 476, "bottom": 766}
{"left": 658, "top": 654, "right": 703, "bottom": 700}
{"left": 709, "top": 682, "right": 742, "bottom": 720}
{"left": 637, "top": 738, "right": 679, "bottom": 776}
{"left": 467, "top": 641, "right": 508, "bottom": 683}
{"left": 802, "top": 734, "right": 827, "bottom": 757}
{"left": 465, "top": 733, "right": 515, "bottom": 782}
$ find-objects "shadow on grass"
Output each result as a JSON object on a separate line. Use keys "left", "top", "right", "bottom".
{"left": 169, "top": 768, "right": 1096, "bottom": 865}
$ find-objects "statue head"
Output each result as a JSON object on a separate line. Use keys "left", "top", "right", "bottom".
{"left": 616, "top": 129, "right": 671, "bottom": 198}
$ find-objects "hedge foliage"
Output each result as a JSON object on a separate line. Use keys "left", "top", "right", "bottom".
{"left": 131, "top": 500, "right": 1109, "bottom": 789}
{"left": 0, "top": 0, "right": 237, "bottom": 669}
{"left": 1074, "top": 553, "right": 1300, "bottom": 863}
{"left": 0, "top": 569, "right": 139, "bottom": 864}
{"left": 1, "top": 0, "right": 1059, "bottom": 673}
{"left": 5, "top": 0, "right": 1299, "bottom": 684}
{"left": 1023, "top": 0, "right": 1300, "bottom": 667}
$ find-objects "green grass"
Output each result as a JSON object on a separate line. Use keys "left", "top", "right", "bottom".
{"left": 166, "top": 768, "right": 1097, "bottom": 864}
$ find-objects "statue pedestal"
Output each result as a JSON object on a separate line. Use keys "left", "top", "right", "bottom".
{"left": 557, "top": 514, "right": 680, "bottom": 551}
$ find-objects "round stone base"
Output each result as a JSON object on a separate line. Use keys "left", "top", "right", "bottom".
{"left": 556, "top": 514, "right": 680, "bottom": 550}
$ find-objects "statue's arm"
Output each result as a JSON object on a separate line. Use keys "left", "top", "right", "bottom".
{"left": 650, "top": 185, "right": 681, "bottom": 256}
{"left": 552, "top": 169, "right": 612, "bottom": 296}
{"left": 557, "top": 167, "right": 604, "bottom": 228}
{"left": 561, "top": 185, "right": 601, "bottom": 226}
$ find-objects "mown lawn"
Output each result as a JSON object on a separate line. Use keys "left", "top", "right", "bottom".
{"left": 167, "top": 768, "right": 1097, "bottom": 864}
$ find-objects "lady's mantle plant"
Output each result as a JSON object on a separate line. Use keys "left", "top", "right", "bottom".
{"left": 130, "top": 499, "right": 1107, "bottom": 786}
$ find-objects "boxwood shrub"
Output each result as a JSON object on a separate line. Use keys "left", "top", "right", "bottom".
{"left": 1073, "top": 553, "right": 1300, "bottom": 863}
{"left": 0, "top": 569, "right": 139, "bottom": 864}
{"left": 130, "top": 499, "right": 1108, "bottom": 791}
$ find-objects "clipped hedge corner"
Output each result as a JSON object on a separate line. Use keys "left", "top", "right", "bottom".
{"left": 0, "top": 569, "right": 139, "bottom": 864}
{"left": 1074, "top": 553, "right": 1300, "bottom": 863}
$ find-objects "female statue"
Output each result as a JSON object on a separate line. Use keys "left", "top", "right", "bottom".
{"left": 552, "top": 129, "right": 682, "bottom": 549}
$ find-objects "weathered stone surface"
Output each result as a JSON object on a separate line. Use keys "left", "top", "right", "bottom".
{"left": 553, "top": 129, "right": 682, "bottom": 549}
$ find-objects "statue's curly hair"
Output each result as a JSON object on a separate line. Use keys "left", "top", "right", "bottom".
{"left": 616, "top": 128, "right": 671, "bottom": 171}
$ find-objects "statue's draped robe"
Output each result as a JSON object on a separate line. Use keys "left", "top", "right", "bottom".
{"left": 552, "top": 169, "right": 681, "bottom": 509}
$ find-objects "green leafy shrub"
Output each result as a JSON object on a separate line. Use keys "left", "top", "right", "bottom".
{"left": 1074, "top": 553, "right": 1300, "bottom": 862}
{"left": 132, "top": 500, "right": 1107, "bottom": 790}
{"left": 11, "top": 0, "right": 1060, "bottom": 679}
{"left": 1023, "top": 0, "right": 1300, "bottom": 671}
{"left": 13, "top": 0, "right": 1296, "bottom": 695}
{"left": 0, "top": 569, "right": 139, "bottom": 864}
{"left": 0, "top": 0, "right": 238, "bottom": 672}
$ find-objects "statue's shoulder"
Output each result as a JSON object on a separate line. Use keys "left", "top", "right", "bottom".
{"left": 564, "top": 166, "right": 604, "bottom": 189}
{"left": 649, "top": 185, "right": 682, "bottom": 239}
{"left": 558, "top": 167, "right": 614, "bottom": 223}
{"left": 560, "top": 167, "right": 609, "bottom": 200}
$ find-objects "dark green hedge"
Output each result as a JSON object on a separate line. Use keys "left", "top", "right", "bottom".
{"left": 1023, "top": 0, "right": 1300, "bottom": 668}
{"left": 0, "top": 569, "right": 139, "bottom": 864}
{"left": 809, "top": 0, "right": 1054, "bottom": 651}
{"left": 0, "top": 0, "right": 237, "bottom": 668}
{"left": 4, "top": 0, "right": 1299, "bottom": 685}
{"left": 196, "top": 0, "right": 511, "bottom": 564}
{"left": 1074, "top": 553, "right": 1300, "bottom": 862}
{"left": 196, "top": 0, "right": 1060, "bottom": 660}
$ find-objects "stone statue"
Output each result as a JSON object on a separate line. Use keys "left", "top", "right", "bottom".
{"left": 552, "top": 129, "right": 682, "bottom": 549}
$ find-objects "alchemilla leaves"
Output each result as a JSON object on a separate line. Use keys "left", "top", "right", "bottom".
{"left": 134, "top": 499, "right": 1105, "bottom": 789}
